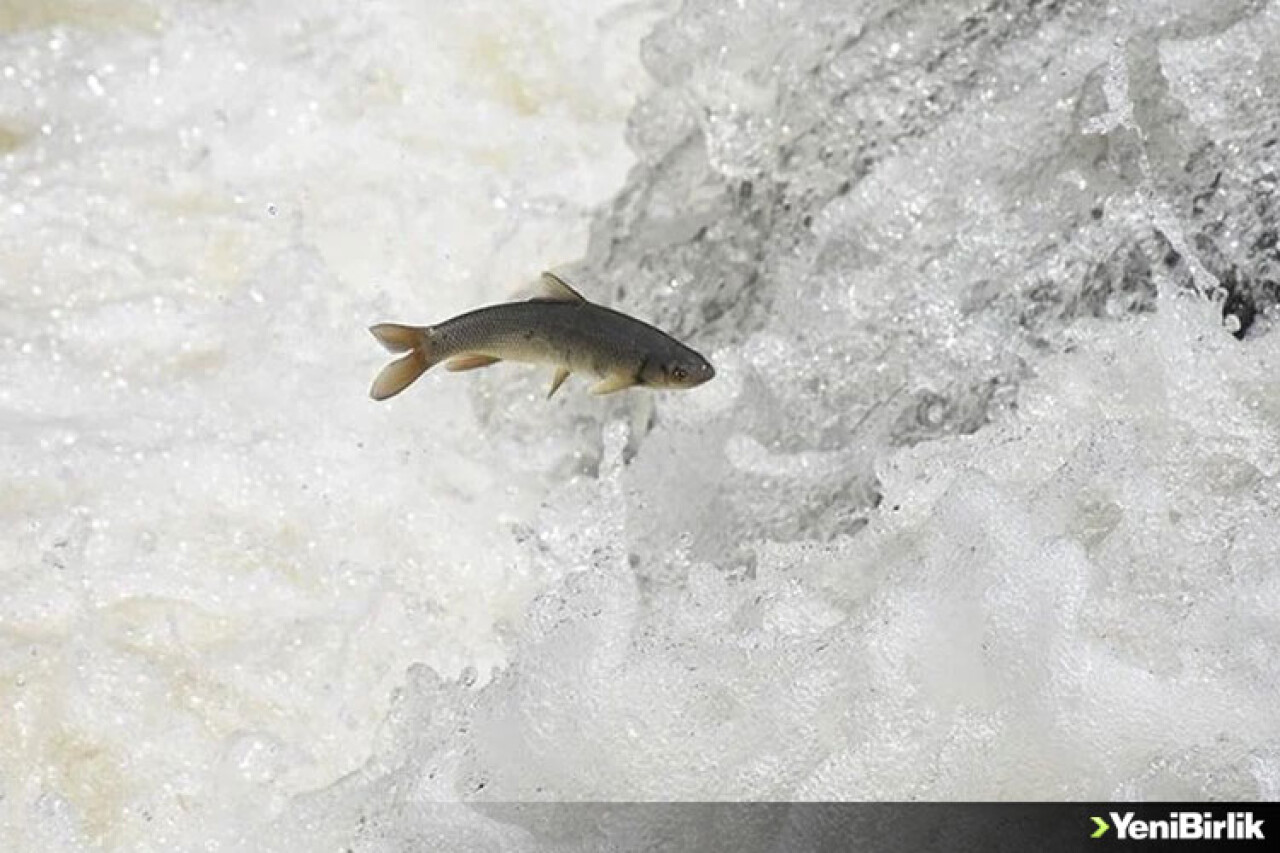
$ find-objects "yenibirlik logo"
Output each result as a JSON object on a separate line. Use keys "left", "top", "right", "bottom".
{"left": 1091, "top": 812, "right": 1265, "bottom": 841}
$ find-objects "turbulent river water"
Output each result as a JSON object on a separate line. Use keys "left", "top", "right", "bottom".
{"left": 3, "top": 1, "right": 1280, "bottom": 850}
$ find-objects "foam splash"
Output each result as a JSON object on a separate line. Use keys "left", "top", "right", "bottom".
{"left": 280, "top": 0, "right": 1280, "bottom": 845}
{"left": 4, "top": 0, "right": 1280, "bottom": 850}
{"left": 1, "top": 0, "right": 658, "bottom": 848}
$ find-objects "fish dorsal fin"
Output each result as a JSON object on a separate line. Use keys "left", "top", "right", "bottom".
{"left": 531, "top": 271, "right": 588, "bottom": 303}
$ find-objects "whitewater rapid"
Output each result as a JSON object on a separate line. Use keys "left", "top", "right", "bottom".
{"left": 3, "top": 1, "right": 1280, "bottom": 850}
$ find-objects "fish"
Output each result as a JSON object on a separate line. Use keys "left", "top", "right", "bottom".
{"left": 368, "top": 272, "right": 715, "bottom": 401}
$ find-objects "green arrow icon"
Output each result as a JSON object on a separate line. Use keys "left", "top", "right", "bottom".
{"left": 1091, "top": 816, "right": 1110, "bottom": 838}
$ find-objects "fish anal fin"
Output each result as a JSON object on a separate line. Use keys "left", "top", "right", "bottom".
{"left": 446, "top": 354, "right": 502, "bottom": 372}
{"left": 531, "top": 271, "right": 588, "bottom": 303}
{"left": 590, "top": 373, "right": 636, "bottom": 396}
{"left": 547, "top": 367, "right": 571, "bottom": 399}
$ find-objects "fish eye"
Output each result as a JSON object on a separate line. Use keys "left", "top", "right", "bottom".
{"left": 671, "top": 366, "right": 687, "bottom": 381}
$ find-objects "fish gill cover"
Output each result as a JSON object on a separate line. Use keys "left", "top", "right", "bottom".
{"left": 275, "top": 0, "right": 1280, "bottom": 847}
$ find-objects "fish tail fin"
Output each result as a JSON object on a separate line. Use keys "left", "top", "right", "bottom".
{"left": 368, "top": 324, "right": 438, "bottom": 400}
{"left": 369, "top": 323, "right": 427, "bottom": 354}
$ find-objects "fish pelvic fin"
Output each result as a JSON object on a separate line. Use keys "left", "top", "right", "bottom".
{"left": 531, "top": 271, "right": 588, "bottom": 303}
{"left": 547, "top": 367, "right": 571, "bottom": 399}
{"left": 369, "top": 324, "right": 437, "bottom": 400}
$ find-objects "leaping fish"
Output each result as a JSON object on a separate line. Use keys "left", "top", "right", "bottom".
{"left": 368, "top": 272, "right": 715, "bottom": 401}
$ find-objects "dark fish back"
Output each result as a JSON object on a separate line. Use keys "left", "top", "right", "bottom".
{"left": 435, "top": 301, "right": 679, "bottom": 365}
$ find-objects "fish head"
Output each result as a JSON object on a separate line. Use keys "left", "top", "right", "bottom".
{"left": 639, "top": 342, "right": 716, "bottom": 389}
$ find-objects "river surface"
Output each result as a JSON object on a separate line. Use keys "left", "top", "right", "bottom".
{"left": 3, "top": 1, "right": 1279, "bottom": 850}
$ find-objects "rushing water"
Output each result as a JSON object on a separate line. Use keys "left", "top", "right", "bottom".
{"left": 3, "top": 1, "right": 1280, "bottom": 850}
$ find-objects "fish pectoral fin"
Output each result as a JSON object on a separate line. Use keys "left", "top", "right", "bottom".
{"left": 547, "top": 367, "right": 571, "bottom": 399}
{"left": 446, "top": 354, "right": 502, "bottom": 372}
{"left": 590, "top": 373, "right": 637, "bottom": 396}
{"left": 530, "top": 271, "right": 588, "bottom": 303}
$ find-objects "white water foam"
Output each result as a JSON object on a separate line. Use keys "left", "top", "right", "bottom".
{"left": 3, "top": 1, "right": 1280, "bottom": 850}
